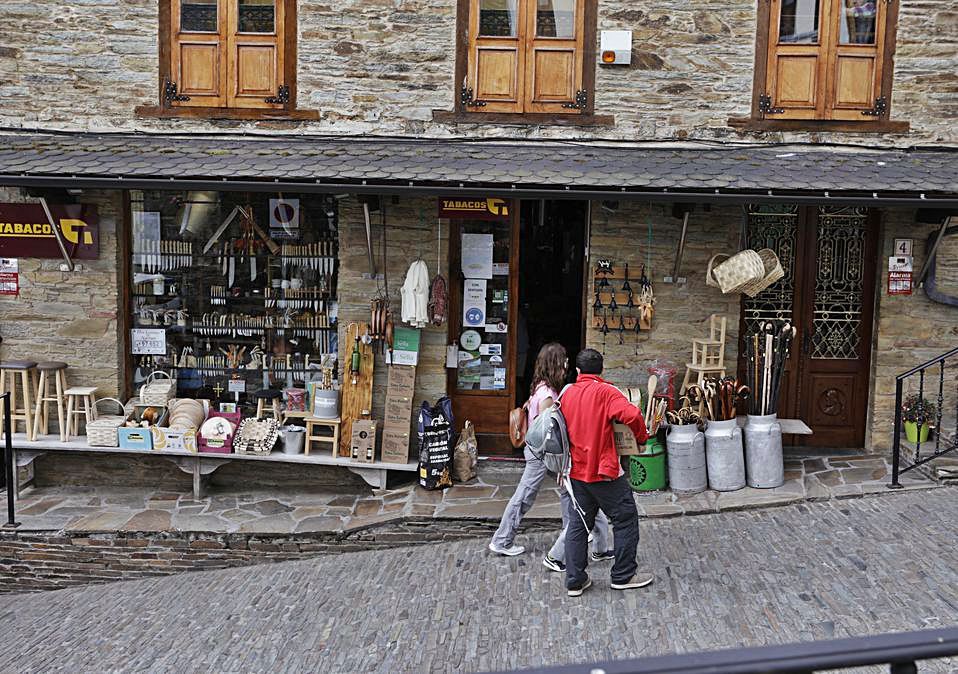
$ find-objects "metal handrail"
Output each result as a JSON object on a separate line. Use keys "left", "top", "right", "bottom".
{"left": 890, "top": 346, "right": 958, "bottom": 488}
{"left": 1, "top": 392, "right": 17, "bottom": 528}
{"left": 490, "top": 626, "right": 958, "bottom": 674}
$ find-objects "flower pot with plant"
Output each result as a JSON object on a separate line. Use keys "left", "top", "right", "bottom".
{"left": 902, "top": 394, "right": 936, "bottom": 444}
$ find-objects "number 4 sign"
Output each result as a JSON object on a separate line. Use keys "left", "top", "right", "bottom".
{"left": 894, "top": 239, "right": 913, "bottom": 257}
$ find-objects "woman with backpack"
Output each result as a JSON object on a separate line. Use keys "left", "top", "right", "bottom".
{"left": 489, "top": 343, "right": 610, "bottom": 566}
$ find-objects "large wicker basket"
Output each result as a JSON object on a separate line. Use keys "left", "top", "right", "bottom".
{"left": 706, "top": 250, "right": 765, "bottom": 295}
{"left": 139, "top": 371, "right": 177, "bottom": 406}
{"left": 739, "top": 248, "right": 785, "bottom": 297}
{"left": 86, "top": 398, "right": 128, "bottom": 447}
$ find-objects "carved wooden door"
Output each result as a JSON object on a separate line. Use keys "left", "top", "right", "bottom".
{"left": 742, "top": 205, "right": 878, "bottom": 448}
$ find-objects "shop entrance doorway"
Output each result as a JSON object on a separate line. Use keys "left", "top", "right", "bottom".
{"left": 516, "top": 200, "right": 588, "bottom": 406}
{"left": 741, "top": 205, "right": 879, "bottom": 449}
{"left": 446, "top": 199, "right": 587, "bottom": 456}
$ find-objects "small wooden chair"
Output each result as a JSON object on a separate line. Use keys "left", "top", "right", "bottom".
{"left": 0, "top": 360, "right": 39, "bottom": 441}
{"left": 33, "top": 361, "right": 69, "bottom": 441}
{"left": 63, "top": 386, "right": 98, "bottom": 441}
{"left": 681, "top": 315, "right": 728, "bottom": 393}
{"left": 305, "top": 416, "right": 341, "bottom": 456}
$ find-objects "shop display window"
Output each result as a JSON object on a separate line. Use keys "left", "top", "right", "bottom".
{"left": 128, "top": 191, "right": 339, "bottom": 410}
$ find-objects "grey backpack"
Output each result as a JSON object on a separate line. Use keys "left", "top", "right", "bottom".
{"left": 524, "top": 385, "right": 572, "bottom": 476}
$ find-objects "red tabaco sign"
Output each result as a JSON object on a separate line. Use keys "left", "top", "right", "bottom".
{"left": 0, "top": 204, "right": 100, "bottom": 259}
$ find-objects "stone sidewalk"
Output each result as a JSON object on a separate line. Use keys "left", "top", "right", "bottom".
{"left": 1, "top": 489, "right": 958, "bottom": 673}
{"left": 8, "top": 453, "right": 938, "bottom": 535}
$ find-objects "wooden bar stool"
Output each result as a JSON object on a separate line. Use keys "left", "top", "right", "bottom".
{"left": 0, "top": 360, "right": 38, "bottom": 441}
{"left": 305, "top": 416, "right": 341, "bottom": 456}
{"left": 254, "top": 389, "right": 282, "bottom": 420}
{"left": 63, "top": 386, "right": 98, "bottom": 441}
{"left": 33, "top": 361, "right": 69, "bottom": 441}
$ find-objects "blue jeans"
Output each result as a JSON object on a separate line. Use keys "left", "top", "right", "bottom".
{"left": 548, "top": 490, "right": 610, "bottom": 563}
{"left": 491, "top": 447, "right": 548, "bottom": 549}
{"left": 565, "top": 475, "right": 640, "bottom": 588}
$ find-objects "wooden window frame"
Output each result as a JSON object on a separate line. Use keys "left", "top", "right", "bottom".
{"left": 728, "top": 0, "right": 908, "bottom": 133}
{"left": 137, "top": 1, "right": 319, "bottom": 121}
{"left": 432, "top": 0, "right": 613, "bottom": 127}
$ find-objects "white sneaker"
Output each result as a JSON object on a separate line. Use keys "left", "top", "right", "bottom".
{"left": 488, "top": 541, "right": 525, "bottom": 556}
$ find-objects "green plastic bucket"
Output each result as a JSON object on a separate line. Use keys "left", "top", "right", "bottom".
{"left": 628, "top": 438, "right": 667, "bottom": 492}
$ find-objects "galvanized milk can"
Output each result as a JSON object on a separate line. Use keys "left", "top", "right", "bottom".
{"left": 665, "top": 424, "right": 707, "bottom": 495}
{"left": 744, "top": 414, "right": 784, "bottom": 488}
{"left": 704, "top": 418, "right": 746, "bottom": 491}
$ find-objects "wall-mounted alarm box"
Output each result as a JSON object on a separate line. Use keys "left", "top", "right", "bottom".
{"left": 600, "top": 30, "right": 632, "bottom": 65}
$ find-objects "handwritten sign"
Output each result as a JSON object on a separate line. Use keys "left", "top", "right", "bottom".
{"left": 131, "top": 329, "right": 167, "bottom": 355}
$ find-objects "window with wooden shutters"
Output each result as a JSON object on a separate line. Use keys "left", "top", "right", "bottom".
{"left": 758, "top": 0, "right": 898, "bottom": 123}
{"left": 463, "top": 0, "right": 587, "bottom": 115}
{"left": 142, "top": 0, "right": 312, "bottom": 119}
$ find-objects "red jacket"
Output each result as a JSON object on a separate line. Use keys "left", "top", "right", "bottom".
{"left": 562, "top": 374, "right": 648, "bottom": 482}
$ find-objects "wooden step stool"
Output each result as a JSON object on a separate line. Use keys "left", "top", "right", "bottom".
{"left": 0, "top": 360, "right": 39, "bottom": 441}
{"left": 63, "top": 386, "right": 98, "bottom": 441}
{"left": 33, "top": 361, "right": 69, "bottom": 441}
{"left": 305, "top": 417, "right": 341, "bottom": 456}
{"left": 254, "top": 389, "right": 282, "bottom": 420}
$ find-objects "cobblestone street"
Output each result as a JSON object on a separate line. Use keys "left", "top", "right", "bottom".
{"left": 2, "top": 488, "right": 958, "bottom": 673}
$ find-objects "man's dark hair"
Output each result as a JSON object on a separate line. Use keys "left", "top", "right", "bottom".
{"left": 575, "top": 349, "right": 603, "bottom": 375}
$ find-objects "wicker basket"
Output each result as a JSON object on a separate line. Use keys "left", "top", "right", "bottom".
{"left": 233, "top": 418, "right": 279, "bottom": 455}
{"left": 86, "top": 398, "right": 128, "bottom": 447}
{"left": 139, "top": 371, "right": 177, "bottom": 406}
{"left": 706, "top": 250, "right": 766, "bottom": 295}
{"left": 739, "top": 248, "right": 786, "bottom": 298}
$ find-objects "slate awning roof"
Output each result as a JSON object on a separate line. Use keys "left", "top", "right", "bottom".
{"left": 0, "top": 132, "right": 955, "bottom": 202}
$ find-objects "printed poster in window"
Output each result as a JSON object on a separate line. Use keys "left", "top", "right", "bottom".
{"left": 0, "top": 257, "right": 18, "bottom": 297}
{"left": 461, "top": 233, "right": 494, "bottom": 280}
{"left": 463, "top": 279, "right": 487, "bottom": 328}
{"left": 457, "top": 350, "right": 481, "bottom": 389}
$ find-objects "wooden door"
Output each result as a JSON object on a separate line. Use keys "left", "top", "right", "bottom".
{"left": 447, "top": 205, "right": 520, "bottom": 455}
{"left": 468, "top": 0, "right": 527, "bottom": 113}
{"left": 523, "top": 0, "right": 584, "bottom": 112}
{"left": 227, "top": 0, "right": 285, "bottom": 108}
{"left": 825, "top": 0, "right": 888, "bottom": 121}
{"left": 742, "top": 205, "right": 878, "bottom": 448}
{"left": 765, "top": 0, "right": 830, "bottom": 119}
{"left": 171, "top": 0, "right": 229, "bottom": 107}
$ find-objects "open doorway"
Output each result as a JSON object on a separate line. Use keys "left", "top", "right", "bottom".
{"left": 516, "top": 200, "right": 588, "bottom": 407}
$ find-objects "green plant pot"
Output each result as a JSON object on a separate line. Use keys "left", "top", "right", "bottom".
{"left": 904, "top": 421, "right": 930, "bottom": 444}
{"left": 628, "top": 438, "right": 667, "bottom": 492}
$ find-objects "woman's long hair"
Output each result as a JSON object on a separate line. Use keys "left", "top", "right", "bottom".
{"left": 530, "top": 342, "right": 567, "bottom": 398}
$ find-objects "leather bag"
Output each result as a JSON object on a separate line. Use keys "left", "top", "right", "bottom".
{"left": 508, "top": 403, "right": 528, "bottom": 449}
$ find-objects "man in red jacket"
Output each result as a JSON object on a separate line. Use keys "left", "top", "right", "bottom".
{"left": 562, "top": 348, "right": 654, "bottom": 596}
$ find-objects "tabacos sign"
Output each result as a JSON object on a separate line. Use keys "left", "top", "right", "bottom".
{"left": 438, "top": 197, "right": 510, "bottom": 221}
{"left": 0, "top": 204, "right": 99, "bottom": 259}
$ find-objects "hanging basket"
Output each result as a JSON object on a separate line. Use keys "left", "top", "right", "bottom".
{"left": 739, "top": 249, "right": 785, "bottom": 298}
{"left": 706, "top": 250, "right": 765, "bottom": 295}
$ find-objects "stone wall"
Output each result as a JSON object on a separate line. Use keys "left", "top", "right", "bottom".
{"left": 868, "top": 209, "right": 958, "bottom": 451}
{"left": 0, "top": 1, "right": 954, "bottom": 145}
{"left": 336, "top": 196, "right": 450, "bottom": 459}
{"left": 0, "top": 187, "right": 122, "bottom": 398}
{"left": 585, "top": 201, "right": 743, "bottom": 392}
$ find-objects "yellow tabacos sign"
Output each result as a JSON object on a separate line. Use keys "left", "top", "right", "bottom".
{"left": 438, "top": 197, "right": 510, "bottom": 220}
{"left": 0, "top": 204, "right": 99, "bottom": 259}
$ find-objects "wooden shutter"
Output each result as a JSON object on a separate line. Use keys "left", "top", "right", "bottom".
{"left": 522, "top": 0, "right": 584, "bottom": 113}
{"left": 825, "top": 0, "right": 888, "bottom": 120}
{"left": 227, "top": 0, "right": 286, "bottom": 109}
{"left": 764, "top": 0, "right": 831, "bottom": 120}
{"left": 466, "top": 0, "right": 526, "bottom": 113}
{"left": 170, "top": 0, "right": 228, "bottom": 107}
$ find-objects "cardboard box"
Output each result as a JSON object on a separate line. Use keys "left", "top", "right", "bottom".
{"left": 613, "top": 423, "right": 641, "bottom": 456}
{"left": 385, "top": 394, "right": 414, "bottom": 427}
{"left": 386, "top": 365, "right": 416, "bottom": 394}
{"left": 118, "top": 426, "right": 153, "bottom": 450}
{"left": 381, "top": 428, "right": 411, "bottom": 464}
{"left": 350, "top": 419, "right": 378, "bottom": 463}
{"left": 152, "top": 426, "right": 198, "bottom": 453}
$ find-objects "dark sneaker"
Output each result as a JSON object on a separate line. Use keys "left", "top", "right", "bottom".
{"left": 611, "top": 573, "right": 654, "bottom": 590}
{"left": 590, "top": 550, "right": 615, "bottom": 563}
{"left": 542, "top": 555, "right": 565, "bottom": 572}
{"left": 567, "top": 576, "right": 592, "bottom": 597}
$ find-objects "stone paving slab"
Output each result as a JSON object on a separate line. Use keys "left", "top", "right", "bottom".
{"left": 6, "top": 455, "right": 941, "bottom": 536}
{"left": 2, "top": 490, "right": 958, "bottom": 672}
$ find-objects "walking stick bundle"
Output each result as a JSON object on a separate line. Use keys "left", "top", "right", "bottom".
{"left": 744, "top": 320, "right": 796, "bottom": 416}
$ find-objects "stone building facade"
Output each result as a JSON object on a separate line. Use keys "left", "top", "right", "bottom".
{"left": 0, "top": 0, "right": 955, "bottom": 488}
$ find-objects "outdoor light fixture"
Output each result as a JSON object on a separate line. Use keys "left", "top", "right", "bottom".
{"left": 599, "top": 30, "right": 632, "bottom": 65}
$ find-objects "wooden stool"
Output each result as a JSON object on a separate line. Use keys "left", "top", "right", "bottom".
{"left": 254, "top": 389, "right": 282, "bottom": 420}
{"left": 0, "top": 360, "right": 39, "bottom": 441}
{"left": 305, "top": 417, "right": 341, "bottom": 456}
{"left": 63, "top": 386, "right": 98, "bottom": 441}
{"left": 33, "top": 361, "right": 69, "bottom": 441}
{"left": 281, "top": 409, "right": 310, "bottom": 425}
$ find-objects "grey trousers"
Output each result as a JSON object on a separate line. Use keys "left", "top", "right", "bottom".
{"left": 491, "top": 447, "right": 548, "bottom": 548}
{"left": 548, "top": 490, "right": 610, "bottom": 563}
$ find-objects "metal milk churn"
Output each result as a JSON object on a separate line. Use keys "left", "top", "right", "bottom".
{"left": 665, "top": 424, "right": 707, "bottom": 495}
{"left": 744, "top": 414, "right": 784, "bottom": 488}
{"left": 704, "top": 418, "right": 746, "bottom": 491}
